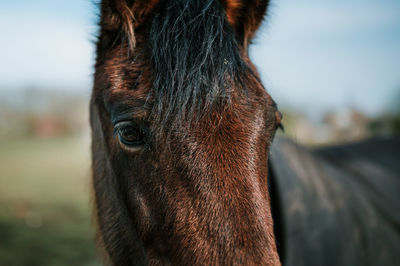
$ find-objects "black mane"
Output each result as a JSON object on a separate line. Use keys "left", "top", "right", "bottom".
{"left": 147, "top": 0, "right": 248, "bottom": 130}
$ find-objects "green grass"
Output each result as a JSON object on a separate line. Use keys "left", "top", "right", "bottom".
{"left": 0, "top": 136, "right": 101, "bottom": 266}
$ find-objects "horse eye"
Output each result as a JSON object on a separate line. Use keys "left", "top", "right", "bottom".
{"left": 114, "top": 121, "right": 145, "bottom": 149}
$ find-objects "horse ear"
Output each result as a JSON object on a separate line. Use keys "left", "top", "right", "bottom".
{"left": 222, "top": 0, "right": 270, "bottom": 49}
{"left": 100, "top": 0, "right": 159, "bottom": 50}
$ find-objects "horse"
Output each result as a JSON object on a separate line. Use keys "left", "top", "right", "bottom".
{"left": 90, "top": 0, "right": 400, "bottom": 265}
{"left": 269, "top": 137, "right": 400, "bottom": 266}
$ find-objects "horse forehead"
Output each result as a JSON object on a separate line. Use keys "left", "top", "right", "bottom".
{"left": 100, "top": 51, "right": 151, "bottom": 97}
{"left": 99, "top": 46, "right": 272, "bottom": 118}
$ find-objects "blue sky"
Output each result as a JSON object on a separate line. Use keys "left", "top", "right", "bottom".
{"left": 251, "top": 0, "right": 400, "bottom": 115}
{"left": 1, "top": 0, "right": 399, "bottom": 116}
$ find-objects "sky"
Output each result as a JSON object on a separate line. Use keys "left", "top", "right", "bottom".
{"left": 0, "top": 0, "right": 399, "bottom": 116}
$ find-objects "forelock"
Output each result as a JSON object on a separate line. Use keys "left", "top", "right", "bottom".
{"left": 146, "top": 0, "right": 250, "bottom": 133}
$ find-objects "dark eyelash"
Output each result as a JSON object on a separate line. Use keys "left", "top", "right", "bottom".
{"left": 112, "top": 125, "right": 122, "bottom": 136}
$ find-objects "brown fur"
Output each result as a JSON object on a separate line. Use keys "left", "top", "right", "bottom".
{"left": 91, "top": 1, "right": 281, "bottom": 265}
{"left": 100, "top": 0, "right": 159, "bottom": 49}
{"left": 222, "top": 0, "right": 270, "bottom": 48}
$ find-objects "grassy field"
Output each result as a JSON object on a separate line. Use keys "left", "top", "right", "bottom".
{"left": 0, "top": 136, "right": 100, "bottom": 266}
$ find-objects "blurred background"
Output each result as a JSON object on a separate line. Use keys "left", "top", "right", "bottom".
{"left": 0, "top": 0, "right": 399, "bottom": 265}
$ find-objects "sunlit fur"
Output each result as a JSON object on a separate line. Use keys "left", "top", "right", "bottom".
{"left": 91, "top": 0, "right": 281, "bottom": 265}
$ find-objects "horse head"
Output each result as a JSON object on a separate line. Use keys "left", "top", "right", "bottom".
{"left": 91, "top": 1, "right": 282, "bottom": 264}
